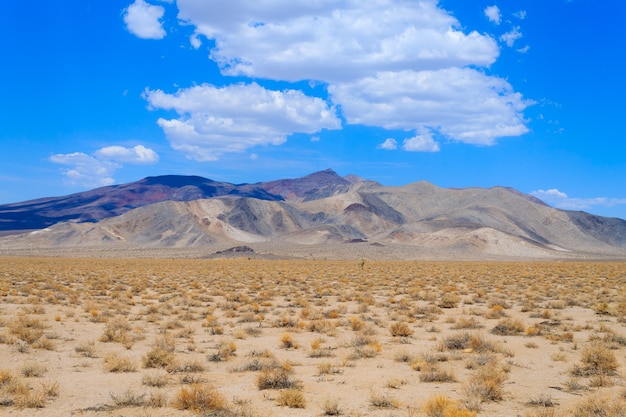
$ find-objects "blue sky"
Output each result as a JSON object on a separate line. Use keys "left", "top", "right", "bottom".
{"left": 1, "top": 1, "right": 625, "bottom": 219}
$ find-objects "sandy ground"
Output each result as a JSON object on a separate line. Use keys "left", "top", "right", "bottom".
{"left": 1, "top": 257, "right": 625, "bottom": 416}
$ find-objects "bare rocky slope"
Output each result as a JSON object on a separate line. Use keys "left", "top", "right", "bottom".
{"left": 1, "top": 170, "right": 625, "bottom": 260}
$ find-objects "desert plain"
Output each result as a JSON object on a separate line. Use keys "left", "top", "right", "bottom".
{"left": 1, "top": 256, "right": 626, "bottom": 417}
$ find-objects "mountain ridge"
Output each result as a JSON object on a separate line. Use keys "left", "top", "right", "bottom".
{"left": 1, "top": 170, "right": 625, "bottom": 260}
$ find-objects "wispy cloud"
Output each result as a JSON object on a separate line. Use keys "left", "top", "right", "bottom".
{"left": 123, "top": 0, "right": 166, "bottom": 40}
{"left": 50, "top": 145, "right": 159, "bottom": 187}
{"left": 531, "top": 189, "right": 626, "bottom": 212}
{"left": 500, "top": 26, "right": 523, "bottom": 47}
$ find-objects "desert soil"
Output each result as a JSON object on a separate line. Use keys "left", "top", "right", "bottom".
{"left": 1, "top": 257, "right": 625, "bottom": 416}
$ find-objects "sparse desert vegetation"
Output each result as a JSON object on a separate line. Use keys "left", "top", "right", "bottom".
{"left": 1, "top": 257, "right": 626, "bottom": 416}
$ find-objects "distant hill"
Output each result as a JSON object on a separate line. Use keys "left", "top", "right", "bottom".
{"left": 0, "top": 175, "right": 283, "bottom": 232}
{"left": 1, "top": 170, "right": 625, "bottom": 259}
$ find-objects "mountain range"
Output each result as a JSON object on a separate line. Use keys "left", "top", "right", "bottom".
{"left": 1, "top": 169, "right": 625, "bottom": 260}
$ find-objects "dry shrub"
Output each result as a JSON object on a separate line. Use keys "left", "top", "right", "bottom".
{"left": 276, "top": 388, "right": 306, "bottom": 408}
{"left": 442, "top": 332, "right": 498, "bottom": 353}
{"left": 109, "top": 390, "right": 147, "bottom": 408}
{"left": 348, "top": 316, "right": 364, "bottom": 331}
{"left": 463, "top": 367, "right": 507, "bottom": 409}
{"left": 100, "top": 317, "right": 131, "bottom": 344}
{"left": 210, "top": 341, "right": 237, "bottom": 362}
{"left": 257, "top": 365, "right": 300, "bottom": 390}
{"left": 173, "top": 383, "right": 226, "bottom": 412}
{"left": 486, "top": 305, "right": 506, "bottom": 319}
{"left": 422, "top": 395, "right": 477, "bottom": 417}
{"left": 167, "top": 358, "right": 206, "bottom": 373}
{"left": 369, "top": 391, "right": 400, "bottom": 409}
{"left": 491, "top": 318, "right": 526, "bottom": 335}
{"left": 280, "top": 333, "right": 298, "bottom": 349}
{"left": 439, "top": 294, "right": 459, "bottom": 309}
{"left": 9, "top": 316, "right": 45, "bottom": 345}
{"left": 420, "top": 364, "right": 456, "bottom": 383}
{"left": 142, "top": 371, "right": 169, "bottom": 387}
{"left": 102, "top": 352, "right": 137, "bottom": 372}
{"left": 317, "top": 361, "right": 341, "bottom": 376}
{"left": 569, "top": 394, "right": 626, "bottom": 417}
{"left": 389, "top": 321, "right": 414, "bottom": 337}
{"left": 147, "top": 391, "right": 168, "bottom": 408}
{"left": 452, "top": 317, "right": 482, "bottom": 330}
{"left": 143, "top": 334, "right": 176, "bottom": 369}
{"left": 13, "top": 388, "right": 47, "bottom": 409}
{"left": 75, "top": 341, "right": 98, "bottom": 358}
{"left": 20, "top": 361, "right": 46, "bottom": 378}
{"left": 321, "top": 396, "right": 342, "bottom": 415}
{"left": 571, "top": 344, "right": 618, "bottom": 377}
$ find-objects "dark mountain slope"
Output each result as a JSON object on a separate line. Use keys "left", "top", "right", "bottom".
{"left": 0, "top": 175, "right": 283, "bottom": 231}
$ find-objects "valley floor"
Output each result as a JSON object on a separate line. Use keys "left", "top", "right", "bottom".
{"left": 1, "top": 258, "right": 626, "bottom": 416}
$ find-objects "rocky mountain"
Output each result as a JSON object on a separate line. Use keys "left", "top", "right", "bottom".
{"left": 1, "top": 170, "right": 625, "bottom": 259}
{"left": 0, "top": 175, "right": 283, "bottom": 232}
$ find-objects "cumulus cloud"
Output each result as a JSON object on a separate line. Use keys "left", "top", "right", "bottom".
{"left": 176, "top": 0, "right": 499, "bottom": 82}
{"left": 484, "top": 5, "right": 501, "bottom": 25}
{"left": 94, "top": 145, "right": 159, "bottom": 164}
{"left": 50, "top": 145, "right": 159, "bottom": 187}
{"left": 124, "top": 0, "right": 166, "bottom": 39}
{"left": 403, "top": 129, "right": 440, "bottom": 152}
{"left": 378, "top": 138, "right": 398, "bottom": 150}
{"left": 531, "top": 189, "right": 626, "bottom": 211}
{"left": 329, "top": 68, "right": 532, "bottom": 146}
{"left": 143, "top": 83, "right": 340, "bottom": 161}
{"left": 134, "top": 0, "right": 533, "bottom": 157}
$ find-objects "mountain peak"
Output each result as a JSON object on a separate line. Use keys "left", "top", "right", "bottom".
{"left": 257, "top": 169, "right": 351, "bottom": 201}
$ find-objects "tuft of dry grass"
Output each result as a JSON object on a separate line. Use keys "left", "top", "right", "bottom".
{"left": 369, "top": 390, "right": 400, "bottom": 409}
{"left": 390, "top": 321, "right": 414, "bottom": 337}
{"left": 173, "top": 383, "right": 226, "bottom": 412}
{"left": 257, "top": 365, "right": 300, "bottom": 390}
{"left": 422, "top": 395, "right": 477, "bottom": 417}
{"left": 463, "top": 366, "right": 508, "bottom": 410}
{"left": 321, "top": 396, "right": 342, "bottom": 415}
{"left": 102, "top": 352, "right": 137, "bottom": 373}
{"left": 276, "top": 388, "right": 306, "bottom": 408}
{"left": 143, "top": 335, "right": 176, "bottom": 369}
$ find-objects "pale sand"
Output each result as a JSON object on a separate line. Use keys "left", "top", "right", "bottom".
{"left": 1, "top": 258, "right": 625, "bottom": 416}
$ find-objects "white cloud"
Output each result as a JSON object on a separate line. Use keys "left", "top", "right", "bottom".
{"left": 94, "top": 145, "right": 159, "bottom": 164}
{"left": 403, "top": 130, "right": 440, "bottom": 152}
{"left": 515, "top": 10, "right": 527, "bottom": 20}
{"left": 50, "top": 153, "right": 118, "bottom": 187}
{"left": 378, "top": 138, "right": 398, "bottom": 150}
{"left": 484, "top": 5, "right": 501, "bottom": 25}
{"left": 517, "top": 45, "right": 530, "bottom": 54}
{"left": 500, "top": 26, "right": 522, "bottom": 47}
{"left": 329, "top": 68, "right": 532, "bottom": 146}
{"left": 51, "top": 145, "right": 159, "bottom": 187}
{"left": 123, "top": 0, "right": 166, "bottom": 40}
{"left": 144, "top": 83, "right": 340, "bottom": 161}
{"left": 531, "top": 189, "right": 626, "bottom": 211}
{"left": 176, "top": 0, "right": 499, "bottom": 82}
{"left": 137, "top": 1, "right": 533, "bottom": 156}
{"left": 189, "top": 33, "right": 202, "bottom": 49}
